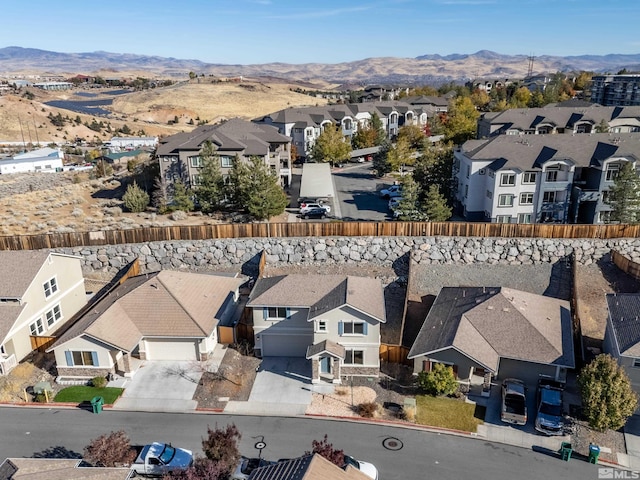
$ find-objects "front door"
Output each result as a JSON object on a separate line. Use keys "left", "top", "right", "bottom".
{"left": 320, "top": 356, "right": 331, "bottom": 374}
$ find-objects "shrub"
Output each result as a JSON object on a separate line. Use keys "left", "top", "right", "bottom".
{"left": 91, "top": 376, "right": 107, "bottom": 388}
{"left": 84, "top": 430, "right": 137, "bottom": 467}
{"left": 357, "top": 402, "right": 379, "bottom": 418}
{"left": 201, "top": 424, "right": 241, "bottom": 475}
{"left": 122, "top": 181, "right": 150, "bottom": 213}
{"left": 417, "top": 363, "right": 458, "bottom": 396}
{"left": 306, "top": 435, "right": 344, "bottom": 467}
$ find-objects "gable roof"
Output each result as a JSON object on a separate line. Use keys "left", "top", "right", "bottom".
{"left": 306, "top": 339, "right": 346, "bottom": 359}
{"left": 606, "top": 293, "right": 640, "bottom": 357}
{"left": 248, "top": 454, "right": 370, "bottom": 480}
{"left": 408, "top": 287, "right": 574, "bottom": 370}
{"left": 247, "top": 274, "right": 385, "bottom": 323}
{"left": 50, "top": 270, "right": 243, "bottom": 352}
{"left": 0, "top": 250, "right": 51, "bottom": 298}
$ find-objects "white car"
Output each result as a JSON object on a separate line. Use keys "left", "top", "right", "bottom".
{"left": 300, "top": 202, "right": 331, "bottom": 214}
{"left": 380, "top": 185, "right": 402, "bottom": 198}
{"left": 343, "top": 455, "right": 378, "bottom": 480}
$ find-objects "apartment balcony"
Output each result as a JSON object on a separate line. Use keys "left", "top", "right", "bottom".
{"left": 578, "top": 190, "right": 600, "bottom": 202}
{"left": 541, "top": 201, "right": 567, "bottom": 213}
{"left": 0, "top": 354, "right": 17, "bottom": 376}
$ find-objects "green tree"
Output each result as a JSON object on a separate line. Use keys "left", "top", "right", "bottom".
{"left": 470, "top": 89, "right": 490, "bottom": 110}
{"left": 196, "top": 141, "right": 225, "bottom": 213}
{"left": 608, "top": 162, "right": 640, "bottom": 223}
{"left": 310, "top": 123, "right": 351, "bottom": 165}
{"left": 595, "top": 119, "right": 610, "bottom": 133}
{"left": 122, "top": 181, "right": 150, "bottom": 212}
{"left": 120, "top": 124, "right": 132, "bottom": 135}
{"left": 172, "top": 179, "right": 194, "bottom": 212}
{"left": 509, "top": 86, "right": 532, "bottom": 108}
{"left": 372, "top": 140, "right": 392, "bottom": 177}
{"left": 227, "top": 156, "right": 250, "bottom": 209}
{"left": 443, "top": 97, "right": 479, "bottom": 145}
{"left": 398, "top": 124, "right": 427, "bottom": 151}
{"left": 386, "top": 136, "right": 414, "bottom": 173}
{"left": 395, "top": 176, "right": 427, "bottom": 221}
{"left": 412, "top": 144, "right": 454, "bottom": 202}
{"left": 352, "top": 113, "right": 385, "bottom": 149}
{"left": 242, "top": 157, "right": 288, "bottom": 220}
{"left": 417, "top": 363, "right": 458, "bottom": 396}
{"left": 578, "top": 354, "right": 638, "bottom": 431}
{"left": 423, "top": 184, "right": 452, "bottom": 222}
{"left": 528, "top": 91, "right": 545, "bottom": 108}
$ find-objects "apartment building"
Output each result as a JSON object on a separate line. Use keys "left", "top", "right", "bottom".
{"left": 454, "top": 132, "right": 640, "bottom": 224}
{"left": 591, "top": 74, "right": 640, "bottom": 106}
{"left": 156, "top": 118, "right": 292, "bottom": 192}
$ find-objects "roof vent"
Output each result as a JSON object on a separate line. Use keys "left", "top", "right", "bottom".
{"left": 503, "top": 307, "right": 510, "bottom": 312}
{"left": 487, "top": 305, "right": 494, "bottom": 310}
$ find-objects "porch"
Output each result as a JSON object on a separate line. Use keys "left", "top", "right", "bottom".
{"left": 0, "top": 354, "right": 17, "bottom": 376}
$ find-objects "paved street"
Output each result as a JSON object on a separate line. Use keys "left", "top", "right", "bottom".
{"left": 0, "top": 408, "right": 600, "bottom": 479}
{"left": 332, "top": 163, "right": 393, "bottom": 221}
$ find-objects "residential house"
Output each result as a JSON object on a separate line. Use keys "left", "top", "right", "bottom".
{"left": 156, "top": 118, "right": 292, "bottom": 193}
{"left": 465, "top": 78, "right": 514, "bottom": 94}
{"left": 253, "top": 101, "right": 429, "bottom": 160}
{"left": 402, "top": 95, "right": 449, "bottom": 113}
{"left": 48, "top": 270, "right": 244, "bottom": 380}
{"left": 0, "top": 251, "right": 85, "bottom": 375}
{"left": 408, "top": 287, "right": 574, "bottom": 386}
{"left": 454, "top": 132, "right": 640, "bottom": 224}
{"left": 0, "top": 147, "right": 64, "bottom": 174}
{"left": 246, "top": 274, "right": 386, "bottom": 384}
{"left": 108, "top": 136, "right": 158, "bottom": 151}
{"left": 477, "top": 105, "right": 640, "bottom": 139}
{"left": 591, "top": 74, "right": 640, "bottom": 107}
{"left": 0, "top": 458, "right": 132, "bottom": 479}
{"left": 247, "top": 454, "right": 370, "bottom": 480}
{"left": 603, "top": 293, "right": 640, "bottom": 411}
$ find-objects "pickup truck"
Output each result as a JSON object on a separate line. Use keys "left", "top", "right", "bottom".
{"left": 501, "top": 378, "right": 528, "bottom": 426}
{"left": 130, "top": 442, "right": 193, "bottom": 477}
{"left": 534, "top": 379, "right": 565, "bottom": 435}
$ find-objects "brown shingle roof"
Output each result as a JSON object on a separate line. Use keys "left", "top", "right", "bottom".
{"left": 248, "top": 454, "right": 370, "bottom": 480}
{"left": 0, "top": 250, "right": 50, "bottom": 298}
{"left": 1, "top": 458, "right": 131, "bottom": 479}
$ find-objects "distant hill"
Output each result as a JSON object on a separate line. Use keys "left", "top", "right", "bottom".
{"left": 1, "top": 46, "right": 640, "bottom": 85}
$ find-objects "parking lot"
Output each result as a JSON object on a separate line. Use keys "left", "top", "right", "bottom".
{"left": 332, "top": 163, "right": 393, "bottom": 221}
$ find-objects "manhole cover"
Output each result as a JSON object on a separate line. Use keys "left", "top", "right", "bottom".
{"left": 382, "top": 437, "right": 403, "bottom": 451}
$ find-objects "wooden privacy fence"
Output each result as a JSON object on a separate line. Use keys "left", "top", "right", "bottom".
{"left": 380, "top": 344, "right": 411, "bottom": 365}
{"left": 30, "top": 336, "right": 56, "bottom": 353}
{"left": 2, "top": 222, "right": 640, "bottom": 250}
{"left": 611, "top": 250, "right": 640, "bottom": 281}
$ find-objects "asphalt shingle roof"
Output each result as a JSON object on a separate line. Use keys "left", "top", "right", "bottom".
{"left": 607, "top": 293, "right": 640, "bottom": 357}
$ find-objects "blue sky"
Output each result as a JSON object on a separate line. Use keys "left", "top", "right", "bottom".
{"left": 2, "top": 0, "right": 639, "bottom": 64}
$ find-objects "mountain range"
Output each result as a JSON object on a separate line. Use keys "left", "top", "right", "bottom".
{"left": 1, "top": 46, "right": 639, "bottom": 86}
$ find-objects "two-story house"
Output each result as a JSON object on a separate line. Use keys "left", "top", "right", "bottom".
{"left": 246, "top": 274, "right": 386, "bottom": 384}
{"left": 0, "top": 250, "right": 85, "bottom": 374}
{"left": 156, "top": 118, "right": 292, "bottom": 193}
{"left": 454, "top": 132, "right": 640, "bottom": 224}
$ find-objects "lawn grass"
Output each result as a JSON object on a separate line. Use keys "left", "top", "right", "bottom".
{"left": 53, "top": 386, "right": 124, "bottom": 404}
{"left": 416, "top": 395, "right": 485, "bottom": 432}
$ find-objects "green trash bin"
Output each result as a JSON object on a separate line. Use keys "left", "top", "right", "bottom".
{"left": 589, "top": 444, "right": 601, "bottom": 464}
{"left": 90, "top": 396, "right": 104, "bottom": 414}
{"left": 559, "top": 442, "right": 572, "bottom": 461}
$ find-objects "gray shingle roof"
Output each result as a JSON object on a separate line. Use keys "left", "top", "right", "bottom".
{"left": 607, "top": 293, "right": 640, "bottom": 357}
{"left": 306, "top": 339, "right": 345, "bottom": 359}
{"left": 0, "top": 250, "right": 50, "bottom": 298}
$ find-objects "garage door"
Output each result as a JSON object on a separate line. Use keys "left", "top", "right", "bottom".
{"left": 262, "top": 334, "right": 312, "bottom": 357}
{"left": 145, "top": 339, "right": 199, "bottom": 361}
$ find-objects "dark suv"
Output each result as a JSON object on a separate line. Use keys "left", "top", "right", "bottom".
{"left": 300, "top": 207, "right": 328, "bottom": 219}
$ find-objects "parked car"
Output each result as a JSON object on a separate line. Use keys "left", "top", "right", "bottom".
{"left": 230, "top": 457, "right": 275, "bottom": 480}
{"left": 501, "top": 378, "right": 528, "bottom": 426}
{"left": 343, "top": 455, "right": 378, "bottom": 480}
{"left": 129, "top": 442, "right": 193, "bottom": 477}
{"left": 534, "top": 379, "right": 565, "bottom": 435}
{"left": 300, "top": 202, "right": 331, "bottom": 214}
{"left": 380, "top": 185, "right": 402, "bottom": 199}
{"left": 300, "top": 207, "right": 328, "bottom": 219}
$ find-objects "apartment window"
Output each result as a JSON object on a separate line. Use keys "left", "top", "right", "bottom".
{"left": 340, "top": 321, "right": 366, "bottom": 335}
{"left": 498, "top": 194, "right": 514, "bottom": 207}
{"left": 546, "top": 170, "right": 559, "bottom": 182}
{"left": 486, "top": 190, "right": 493, "bottom": 199}
{"left": 518, "top": 213, "right": 533, "bottom": 224}
{"left": 316, "top": 320, "right": 327, "bottom": 333}
{"left": 71, "top": 351, "right": 97, "bottom": 366}
{"left": 45, "top": 305, "right": 62, "bottom": 327}
{"left": 500, "top": 173, "right": 516, "bottom": 186}
{"left": 189, "top": 156, "right": 202, "bottom": 168}
{"left": 520, "top": 193, "right": 534, "bottom": 205}
{"left": 344, "top": 350, "right": 364, "bottom": 365}
{"left": 496, "top": 215, "right": 511, "bottom": 223}
{"left": 266, "top": 307, "right": 287, "bottom": 320}
{"left": 522, "top": 172, "right": 537, "bottom": 184}
{"left": 29, "top": 319, "right": 44, "bottom": 335}
{"left": 606, "top": 166, "right": 620, "bottom": 181}
{"left": 543, "top": 191, "right": 558, "bottom": 203}
{"left": 43, "top": 278, "right": 58, "bottom": 298}
{"left": 306, "top": 129, "right": 314, "bottom": 137}
{"left": 220, "top": 156, "right": 233, "bottom": 168}
{"left": 633, "top": 358, "right": 640, "bottom": 368}
{"left": 191, "top": 174, "right": 202, "bottom": 186}
{"left": 602, "top": 190, "right": 611, "bottom": 204}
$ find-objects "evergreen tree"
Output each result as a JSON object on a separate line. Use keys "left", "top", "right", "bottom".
{"left": 423, "top": 184, "right": 452, "bottom": 222}
{"left": 608, "top": 162, "right": 640, "bottom": 224}
{"left": 172, "top": 179, "right": 194, "bottom": 212}
{"left": 152, "top": 175, "right": 169, "bottom": 213}
{"left": 395, "top": 176, "right": 427, "bottom": 221}
{"left": 412, "top": 144, "right": 454, "bottom": 203}
{"left": 372, "top": 140, "right": 392, "bottom": 178}
{"left": 227, "top": 156, "right": 250, "bottom": 210}
{"left": 310, "top": 123, "right": 351, "bottom": 165}
{"left": 196, "top": 141, "right": 225, "bottom": 213}
{"left": 122, "top": 181, "right": 150, "bottom": 213}
{"left": 243, "top": 157, "right": 288, "bottom": 220}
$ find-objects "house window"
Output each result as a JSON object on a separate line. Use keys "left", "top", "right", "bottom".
{"left": 500, "top": 173, "right": 516, "bottom": 186}
{"left": 344, "top": 350, "right": 364, "bottom": 365}
{"left": 546, "top": 170, "right": 558, "bottom": 182}
{"left": 43, "top": 277, "right": 58, "bottom": 298}
{"left": 498, "top": 194, "right": 514, "bottom": 207}
{"left": 267, "top": 307, "right": 287, "bottom": 320}
{"left": 606, "top": 166, "right": 620, "bottom": 181}
{"left": 496, "top": 215, "right": 511, "bottom": 223}
{"left": 633, "top": 358, "right": 640, "bottom": 368}
{"left": 543, "top": 191, "right": 558, "bottom": 203}
{"left": 518, "top": 213, "right": 533, "bottom": 224}
{"left": 189, "top": 156, "right": 202, "bottom": 168}
{"left": 341, "top": 321, "right": 366, "bottom": 335}
{"left": 220, "top": 156, "right": 233, "bottom": 168}
{"left": 29, "top": 319, "right": 44, "bottom": 335}
{"left": 45, "top": 305, "right": 62, "bottom": 327}
{"left": 71, "top": 351, "right": 97, "bottom": 366}
{"left": 316, "top": 320, "right": 327, "bottom": 333}
{"left": 522, "top": 172, "right": 537, "bottom": 184}
{"left": 520, "top": 193, "right": 534, "bottom": 205}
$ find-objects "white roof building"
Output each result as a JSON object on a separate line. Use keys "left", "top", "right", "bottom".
{"left": 0, "top": 147, "right": 64, "bottom": 174}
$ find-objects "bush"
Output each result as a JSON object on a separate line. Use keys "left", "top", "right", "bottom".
{"left": 122, "top": 181, "right": 150, "bottom": 213}
{"left": 417, "top": 363, "right": 458, "bottom": 396}
{"left": 357, "top": 402, "right": 379, "bottom": 418}
{"left": 84, "top": 430, "right": 137, "bottom": 467}
{"left": 91, "top": 376, "right": 107, "bottom": 388}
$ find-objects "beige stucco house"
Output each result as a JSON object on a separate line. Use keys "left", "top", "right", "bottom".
{"left": 48, "top": 270, "right": 244, "bottom": 380}
{"left": 0, "top": 250, "right": 85, "bottom": 375}
{"left": 246, "top": 274, "right": 386, "bottom": 384}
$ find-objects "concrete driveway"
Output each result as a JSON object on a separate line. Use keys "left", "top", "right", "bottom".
{"left": 112, "top": 361, "right": 203, "bottom": 412}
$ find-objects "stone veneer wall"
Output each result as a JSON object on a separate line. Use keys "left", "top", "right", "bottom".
{"left": 52, "top": 236, "right": 640, "bottom": 276}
